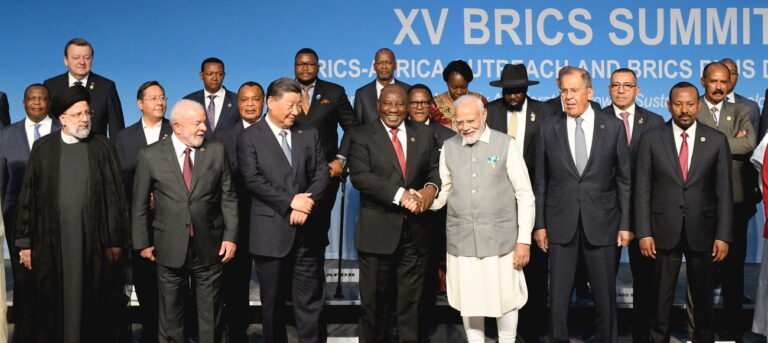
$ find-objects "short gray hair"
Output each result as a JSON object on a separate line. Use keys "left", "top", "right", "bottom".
{"left": 453, "top": 95, "right": 484, "bottom": 114}
{"left": 266, "top": 77, "right": 301, "bottom": 99}
{"left": 170, "top": 99, "right": 204, "bottom": 124}
{"left": 560, "top": 66, "right": 592, "bottom": 88}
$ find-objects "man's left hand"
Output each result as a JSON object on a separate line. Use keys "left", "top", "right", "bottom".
{"left": 616, "top": 230, "right": 634, "bottom": 247}
{"left": 107, "top": 247, "right": 122, "bottom": 263}
{"left": 416, "top": 185, "right": 437, "bottom": 214}
{"left": 513, "top": 243, "right": 530, "bottom": 269}
{"left": 219, "top": 241, "right": 237, "bottom": 263}
{"left": 712, "top": 240, "right": 729, "bottom": 262}
{"left": 328, "top": 159, "right": 344, "bottom": 178}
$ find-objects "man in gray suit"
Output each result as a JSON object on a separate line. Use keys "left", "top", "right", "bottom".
{"left": 696, "top": 61, "right": 756, "bottom": 341}
{"left": 132, "top": 99, "right": 238, "bottom": 343}
{"left": 353, "top": 48, "right": 410, "bottom": 124}
{"left": 534, "top": 67, "right": 631, "bottom": 343}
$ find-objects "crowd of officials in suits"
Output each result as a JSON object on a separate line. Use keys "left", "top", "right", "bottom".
{"left": 0, "top": 37, "right": 767, "bottom": 343}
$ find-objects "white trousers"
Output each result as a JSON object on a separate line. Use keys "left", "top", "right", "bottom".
{"left": 462, "top": 310, "right": 518, "bottom": 343}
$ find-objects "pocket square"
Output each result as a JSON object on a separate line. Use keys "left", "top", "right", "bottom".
{"left": 321, "top": 99, "right": 331, "bottom": 104}
{"left": 487, "top": 156, "right": 501, "bottom": 167}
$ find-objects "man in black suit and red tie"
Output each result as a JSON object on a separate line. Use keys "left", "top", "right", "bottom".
{"left": 635, "top": 82, "right": 733, "bottom": 343}
{"left": 484, "top": 63, "right": 556, "bottom": 342}
{"left": 354, "top": 48, "right": 411, "bottom": 124}
{"left": 44, "top": 38, "right": 125, "bottom": 136}
{"left": 184, "top": 57, "right": 240, "bottom": 137}
{"left": 601, "top": 68, "right": 664, "bottom": 343}
{"left": 349, "top": 84, "right": 441, "bottom": 343}
{"left": 237, "top": 78, "right": 329, "bottom": 343}
{"left": 534, "top": 67, "right": 631, "bottom": 343}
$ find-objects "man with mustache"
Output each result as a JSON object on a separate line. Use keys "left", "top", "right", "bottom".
{"left": 695, "top": 61, "right": 755, "bottom": 342}
{"left": 132, "top": 99, "right": 239, "bottom": 343}
{"left": 635, "top": 82, "right": 732, "bottom": 343}
{"left": 14, "top": 85, "right": 129, "bottom": 342}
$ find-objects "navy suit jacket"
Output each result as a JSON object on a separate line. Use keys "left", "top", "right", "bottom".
{"left": 0, "top": 91, "right": 9, "bottom": 127}
{"left": 635, "top": 121, "right": 733, "bottom": 251}
{"left": 183, "top": 88, "right": 240, "bottom": 137}
{"left": 237, "top": 118, "right": 328, "bottom": 258}
{"left": 534, "top": 110, "right": 632, "bottom": 246}
{"left": 114, "top": 118, "right": 172, "bottom": 201}
{"left": 296, "top": 79, "right": 359, "bottom": 161}
{"left": 44, "top": 72, "right": 125, "bottom": 137}
{"left": 0, "top": 117, "right": 62, "bottom": 229}
{"left": 353, "top": 80, "right": 411, "bottom": 125}
{"left": 429, "top": 120, "right": 456, "bottom": 148}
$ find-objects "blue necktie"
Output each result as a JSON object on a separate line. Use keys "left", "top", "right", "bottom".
{"left": 33, "top": 123, "right": 41, "bottom": 141}
{"left": 279, "top": 130, "right": 292, "bottom": 166}
{"left": 574, "top": 117, "right": 587, "bottom": 175}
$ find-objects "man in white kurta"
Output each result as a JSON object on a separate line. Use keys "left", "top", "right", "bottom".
{"left": 431, "top": 95, "right": 535, "bottom": 343}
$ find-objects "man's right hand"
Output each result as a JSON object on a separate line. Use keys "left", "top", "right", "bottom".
{"left": 140, "top": 246, "right": 156, "bottom": 261}
{"left": 400, "top": 189, "right": 422, "bottom": 213}
{"left": 533, "top": 229, "right": 549, "bottom": 253}
{"left": 290, "top": 193, "right": 314, "bottom": 213}
{"left": 639, "top": 237, "right": 656, "bottom": 259}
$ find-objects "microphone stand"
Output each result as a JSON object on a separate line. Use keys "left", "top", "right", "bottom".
{"left": 333, "top": 169, "right": 349, "bottom": 299}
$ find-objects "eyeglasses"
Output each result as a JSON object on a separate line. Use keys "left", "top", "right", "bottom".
{"left": 609, "top": 83, "right": 636, "bottom": 91}
{"left": 295, "top": 62, "right": 318, "bottom": 69}
{"left": 63, "top": 109, "right": 94, "bottom": 119}
{"left": 142, "top": 96, "right": 167, "bottom": 102}
{"left": 409, "top": 101, "right": 431, "bottom": 108}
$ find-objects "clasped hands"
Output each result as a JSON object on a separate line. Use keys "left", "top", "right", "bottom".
{"left": 399, "top": 185, "right": 437, "bottom": 214}
{"left": 290, "top": 192, "right": 314, "bottom": 226}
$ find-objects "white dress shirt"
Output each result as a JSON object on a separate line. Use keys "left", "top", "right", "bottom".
{"left": 142, "top": 118, "right": 163, "bottom": 145}
{"left": 567, "top": 106, "right": 595, "bottom": 162}
{"left": 375, "top": 78, "right": 395, "bottom": 99}
{"left": 242, "top": 118, "right": 256, "bottom": 129}
{"left": 703, "top": 98, "right": 724, "bottom": 125}
{"left": 613, "top": 103, "right": 636, "bottom": 137}
{"left": 68, "top": 73, "right": 89, "bottom": 87}
{"left": 726, "top": 91, "right": 736, "bottom": 103}
{"left": 171, "top": 133, "right": 195, "bottom": 172}
{"left": 24, "top": 116, "right": 53, "bottom": 149}
{"left": 204, "top": 87, "right": 226, "bottom": 128}
{"left": 672, "top": 120, "right": 696, "bottom": 168}
{"left": 431, "top": 124, "right": 535, "bottom": 244}
{"left": 506, "top": 98, "right": 527, "bottom": 153}
{"left": 265, "top": 114, "right": 292, "bottom": 150}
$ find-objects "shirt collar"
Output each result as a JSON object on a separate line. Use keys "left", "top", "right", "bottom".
{"left": 265, "top": 113, "right": 290, "bottom": 136}
{"left": 380, "top": 119, "right": 406, "bottom": 134}
{"left": 142, "top": 117, "right": 163, "bottom": 129}
{"left": 25, "top": 116, "right": 52, "bottom": 128}
{"left": 68, "top": 72, "right": 89, "bottom": 87}
{"left": 726, "top": 91, "right": 736, "bottom": 103}
{"left": 570, "top": 105, "right": 595, "bottom": 123}
{"left": 171, "top": 133, "right": 193, "bottom": 157}
{"left": 60, "top": 130, "right": 81, "bottom": 144}
{"left": 613, "top": 103, "right": 636, "bottom": 116}
{"left": 703, "top": 97, "right": 723, "bottom": 113}
{"left": 204, "top": 87, "right": 226, "bottom": 98}
{"left": 672, "top": 120, "right": 697, "bottom": 136}
{"left": 462, "top": 124, "right": 491, "bottom": 146}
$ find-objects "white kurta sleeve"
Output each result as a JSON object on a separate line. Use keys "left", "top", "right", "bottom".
{"left": 431, "top": 144, "right": 451, "bottom": 210}
{"left": 506, "top": 139, "right": 535, "bottom": 245}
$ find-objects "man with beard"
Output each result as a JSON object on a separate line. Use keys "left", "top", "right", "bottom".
{"left": 354, "top": 48, "right": 411, "bottom": 124}
{"left": 484, "top": 63, "right": 555, "bottom": 342}
{"left": 14, "top": 85, "right": 129, "bottom": 342}
{"left": 132, "top": 99, "right": 238, "bottom": 343}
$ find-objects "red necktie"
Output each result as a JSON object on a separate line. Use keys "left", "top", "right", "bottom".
{"left": 679, "top": 132, "right": 689, "bottom": 182}
{"left": 762, "top": 147, "right": 768, "bottom": 238}
{"left": 390, "top": 128, "right": 406, "bottom": 179}
{"left": 183, "top": 147, "right": 194, "bottom": 236}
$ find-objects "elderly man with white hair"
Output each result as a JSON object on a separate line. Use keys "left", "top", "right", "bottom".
{"left": 431, "top": 95, "right": 535, "bottom": 343}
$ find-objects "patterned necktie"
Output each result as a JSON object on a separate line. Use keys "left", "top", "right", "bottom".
{"left": 574, "top": 117, "right": 587, "bottom": 175}
{"left": 302, "top": 85, "right": 314, "bottom": 114}
{"left": 710, "top": 107, "right": 719, "bottom": 126}
{"left": 619, "top": 112, "right": 631, "bottom": 144}
{"left": 207, "top": 95, "right": 217, "bottom": 131}
{"left": 279, "top": 130, "right": 292, "bottom": 166}
{"left": 507, "top": 111, "right": 518, "bottom": 138}
{"left": 33, "top": 123, "right": 42, "bottom": 141}
{"left": 183, "top": 147, "right": 194, "bottom": 236}
{"left": 762, "top": 146, "right": 768, "bottom": 238}
{"left": 390, "top": 128, "right": 406, "bottom": 178}
{"left": 679, "top": 132, "right": 689, "bottom": 181}
{"left": 73, "top": 80, "right": 83, "bottom": 87}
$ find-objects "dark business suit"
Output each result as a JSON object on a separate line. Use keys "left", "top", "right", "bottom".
{"left": 211, "top": 121, "right": 253, "bottom": 343}
{"left": 132, "top": 137, "right": 239, "bottom": 343}
{"left": 546, "top": 96, "right": 601, "bottom": 113}
{"left": 354, "top": 80, "right": 411, "bottom": 124}
{"left": 634, "top": 121, "right": 733, "bottom": 343}
{"left": 114, "top": 118, "right": 172, "bottom": 343}
{"left": 696, "top": 98, "right": 756, "bottom": 339}
{"left": 44, "top": 72, "right": 124, "bottom": 136}
{"left": 0, "top": 91, "right": 9, "bottom": 127}
{"left": 0, "top": 117, "right": 61, "bottom": 282}
{"left": 732, "top": 93, "right": 761, "bottom": 138}
{"left": 602, "top": 103, "right": 664, "bottom": 342}
{"left": 237, "top": 118, "right": 328, "bottom": 343}
{"left": 534, "top": 110, "right": 631, "bottom": 343}
{"left": 486, "top": 96, "right": 555, "bottom": 341}
{"left": 349, "top": 120, "right": 441, "bottom": 343}
{"left": 184, "top": 88, "right": 240, "bottom": 137}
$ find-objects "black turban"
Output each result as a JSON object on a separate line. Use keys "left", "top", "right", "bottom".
{"left": 50, "top": 85, "right": 90, "bottom": 116}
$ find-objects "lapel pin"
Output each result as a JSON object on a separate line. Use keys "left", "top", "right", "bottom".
{"left": 200, "top": 147, "right": 206, "bottom": 152}
{"left": 410, "top": 137, "right": 415, "bottom": 142}
{"left": 162, "top": 134, "right": 168, "bottom": 139}
{"left": 89, "top": 81, "right": 95, "bottom": 90}
{"left": 600, "top": 124, "right": 605, "bottom": 129}
{"left": 726, "top": 116, "right": 732, "bottom": 121}
{"left": 227, "top": 103, "right": 232, "bottom": 108}
{"left": 638, "top": 117, "right": 644, "bottom": 125}
{"left": 298, "top": 130, "right": 303, "bottom": 134}
{"left": 700, "top": 136, "right": 706, "bottom": 142}
{"left": 316, "top": 94, "right": 322, "bottom": 100}
{"left": 530, "top": 113, "right": 536, "bottom": 122}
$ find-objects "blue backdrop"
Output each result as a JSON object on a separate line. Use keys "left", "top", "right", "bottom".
{"left": 1, "top": 0, "right": 766, "bottom": 261}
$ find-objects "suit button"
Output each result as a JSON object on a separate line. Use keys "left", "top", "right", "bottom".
{"left": 471, "top": 189, "right": 476, "bottom": 194}
{"left": 679, "top": 205, "right": 684, "bottom": 209}
{"left": 683, "top": 187, "right": 688, "bottom": 191}
{"left": 472, "top": 173, "right": 477, "bottom": 178}
{"left": 472, "top": 158, "right": 477, "bottom": 162}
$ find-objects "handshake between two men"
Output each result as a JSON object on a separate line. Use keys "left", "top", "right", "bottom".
{"left": 398, "top": 184, "right": 438, "bottom": 214}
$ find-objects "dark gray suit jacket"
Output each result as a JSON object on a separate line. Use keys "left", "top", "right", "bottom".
{"left": 353, "top": 80, "right": 411, "bottom": 125}
{"left": 44, "top": 72, "right": 125, "bottom": 137}
{"left": 132, "top": 137, "right": 238, "bottom": 268}
{"left": 733, "top": 93, "right": 761, "bottom": 137}
{"left": 534, "top": 110, "right": 631, "bottom": 246}
{"left": 183, "top": 88, "right": 240, "bottom": 137}
{"left": 114, "top": 118, "right": 172, "bottom": 200}
{"left": 635, "top": 121, "right": 733, "bottom": 251}
{"left": 0, "top": 92, "right": 9, "bottom": 127}
{"left": 601, "top": 104, "right": 665, "bottom": 167}
{"left": 237, "top": 119, "right": 329, "bottom": 258}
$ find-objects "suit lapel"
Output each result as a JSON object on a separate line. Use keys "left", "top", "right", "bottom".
{"left": 217, "top": 91, "right": 235, "bottom": 130}
{"left": 258, "top": 119, "right": 292, "bottom": 170}
{"left": 307, "top": 80, "right": 323, "bottom": 115}
{"left": 290, "top": 125, "right": 302, "bottom": 179}
{"left": 697, "top": 99, "right": 717, "bottom": 129}
{"left": 686, "top": 126, "right": 708, "bottom": 181}
{"left": 523, "top": 101, "right": 538, "bottom": 157}
{"left": 162, "top": 138, "right": 189, "bottom": 193}
{"left": 553, "top": 115, "right": 579, "bottom": 176}
{"left": 630, "top": 109, "right": 645, "bottom": 147}
{"left": 404, "top": 123, "right": 417, "bottom": 184}
{"left": 661, "top": 123, "right": 685, "bottom": 184}
{"left": 15, "top": 124, "right": 31, "bottom": 154}
{"left": 374, "top": 123, "right": 405, "bottom": 180}
{"left": 582, "top": 115, "right": 605, "bottom": 175}
{"left": 190, "top": 141, "right": 208, "bottom": 193}
{"left": 159, "top": 119, "right": 173, "bottom": 141}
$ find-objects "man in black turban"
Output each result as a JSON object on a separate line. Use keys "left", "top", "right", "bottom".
{"left": 14, "top": 85, "right": 130, "bottom": 342}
